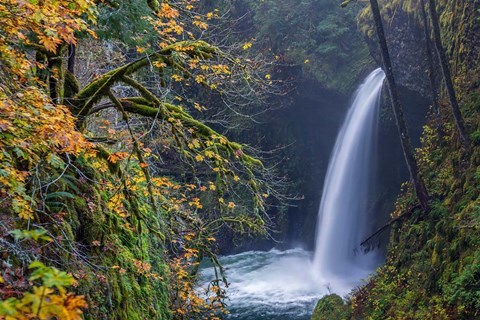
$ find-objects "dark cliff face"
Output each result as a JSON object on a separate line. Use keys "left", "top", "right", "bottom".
{"left": 216, "top": 73, "right": 352, "bottom": 254}
{"left": 442, "top": 0, "right": 480, "bottom": 91}
{"left": 360, "top": 0, "right": 480, "bottom": 98}
{"left": 360, "top": 7, "right": 434, "bottom": 99}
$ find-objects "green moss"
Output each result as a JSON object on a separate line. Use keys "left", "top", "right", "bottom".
{"left": 32, "top": 156, "right": 172, "bottom": 319}
{"left": 311, "top": 294, "right": 350, "bottom": 320}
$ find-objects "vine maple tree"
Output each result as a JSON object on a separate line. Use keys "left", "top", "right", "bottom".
{"left": 1, "top": 0, "right": 274, "bottom": 318}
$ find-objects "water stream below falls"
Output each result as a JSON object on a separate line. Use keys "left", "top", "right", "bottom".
{"left": 199, "top": 249, "right": 322, "bottom": 320}
{"left": 199, "top": 69, "right": 386, "bottom": 319}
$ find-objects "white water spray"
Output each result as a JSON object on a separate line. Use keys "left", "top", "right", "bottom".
{"left": 312, "top": 68, "right": 385, "bottom": 293}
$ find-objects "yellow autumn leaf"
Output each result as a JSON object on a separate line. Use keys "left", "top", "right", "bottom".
{"left": 153, "top": 61, "right": 167, "bottom": 68}
{"left": 172, "top": 74, "right": 183, "bottom": 82}
{"left": 242, "top": 42, "right": 252, "bottom": 50}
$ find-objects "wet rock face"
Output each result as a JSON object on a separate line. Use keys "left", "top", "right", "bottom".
{"left": 364, "top": 9, "right": 433, "bottom": 99}
{"left": 362, "top": 1, "right": 480, "bottom": 100}
{"left": 387, "top": 12, "right": 431, "bottom": 97}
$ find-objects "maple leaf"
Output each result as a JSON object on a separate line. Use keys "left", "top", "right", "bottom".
{"left": 107, "top": 152, "right": 129, "bottom": 164}
{"left": 38, "top": 34, "right": 63, "bottom": 52}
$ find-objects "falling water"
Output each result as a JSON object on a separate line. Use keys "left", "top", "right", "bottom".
{"left": 312, "top": 68, "right": 385, "bottom": 293}
{"left": 198, "top": 69, "right": 386, "bottom": 319}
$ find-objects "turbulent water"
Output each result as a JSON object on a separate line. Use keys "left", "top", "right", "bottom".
{"left": 198, "top": 249, "right": 326, "bottom": 320}
{"left": 199, "top": 69, "right": 386, "bottom": 319}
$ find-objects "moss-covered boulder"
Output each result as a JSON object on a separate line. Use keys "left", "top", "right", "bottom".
{"left": 311, "top": 294, "right": 350, "bottom": 320}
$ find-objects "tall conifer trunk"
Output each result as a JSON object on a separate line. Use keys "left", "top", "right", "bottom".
{"left": 369, "top": 0, "right": 429, "bottom": 211}
{"left": 421, "top": 0, "right": 442, "bottom": 132}
{"left": 427, "top": 0, "right": 470, "bottom": 146}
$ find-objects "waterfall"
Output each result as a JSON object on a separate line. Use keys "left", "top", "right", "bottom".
{"left": 312, "top": 68, "right": 385, "bottom": 292}
{"left": 197, "top": 69, "right": 387, "bottom": 317}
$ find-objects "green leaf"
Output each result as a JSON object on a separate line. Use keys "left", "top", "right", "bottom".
{"left": 60, "top": 174, "right": 81, "bottom": 193}
{"left": 45, "top": 191, "right": 75, "bottom": 200}
{"left": 29, "top": 261, "right": 46, "bottom": 270}
{"left": 10, "top": 229, "right": 52, "bottom": 242}
{"left": 46, "top": 153, "right": 65, "bottom": 169}
{"left": 29, "top": 262, "right": 73, "bottom": 288}
{"left": 0, "top": 298, "right": 20, "bottom": 316}
{"left": 42, "top": 270, "right": 73, "bottom": 288}
{"left": 0, "top": 168, "right": 9, "bottom": 177}
{"left": 13, "top": 147, "right": 26, "bottom": 159}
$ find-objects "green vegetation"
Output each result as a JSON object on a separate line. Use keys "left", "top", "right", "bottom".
{"left": 312, "top": 1, "right": 480, "bottom": 319}
{"left": 1, "top": 0, "right": 478, "bottom": 319}
{"left": 232, "top": 0, "right": 374, "bottom": 94}
{"left": 0, "top": 0, "right": 273, "bottom": 319}
{"left": 311, "top": 294, "right": 350, "bottom": 320}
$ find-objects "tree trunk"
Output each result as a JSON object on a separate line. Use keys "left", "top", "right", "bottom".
{"left": 421, "top": 0, "right": 442, "bottom": 133}
{"left": 369, "top": 0, "right": 429, "bottom": 211}
{"left": 47, "top": 57, "right": 58, "bottom": 103}
{"left": 65, "top": 44, "right": 80, "bottom": 99}
{"left": 68, "top": 44, "right": 76, "bottom": 73}
{"left": 427, "top": 0, "right": 470, "bottom": 146}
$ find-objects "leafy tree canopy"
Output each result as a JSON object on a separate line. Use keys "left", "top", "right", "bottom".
{"left": 0, "top": 0, "right": 276, "bottom": 318}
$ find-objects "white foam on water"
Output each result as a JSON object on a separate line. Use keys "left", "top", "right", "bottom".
{"left": 198, "top": 249, "right": 326, "bottom": 319}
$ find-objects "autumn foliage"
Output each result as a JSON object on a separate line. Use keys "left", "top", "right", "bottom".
{"left": 0, "top": 0, "right": 271, "bottom": 318}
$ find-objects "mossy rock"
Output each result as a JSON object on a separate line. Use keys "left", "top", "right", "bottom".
{"left": 311, "top": 294, "right": 350, "bottom": 320}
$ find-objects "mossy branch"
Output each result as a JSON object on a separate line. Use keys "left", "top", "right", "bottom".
{"left": 71, "top": 40, "right": 218, "bottom": 122}
{"left": 64, "top": 70, "right": 80, "bottom": 98}
{"left": 88, "top": 98, "right": 263, "bottom": 170}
